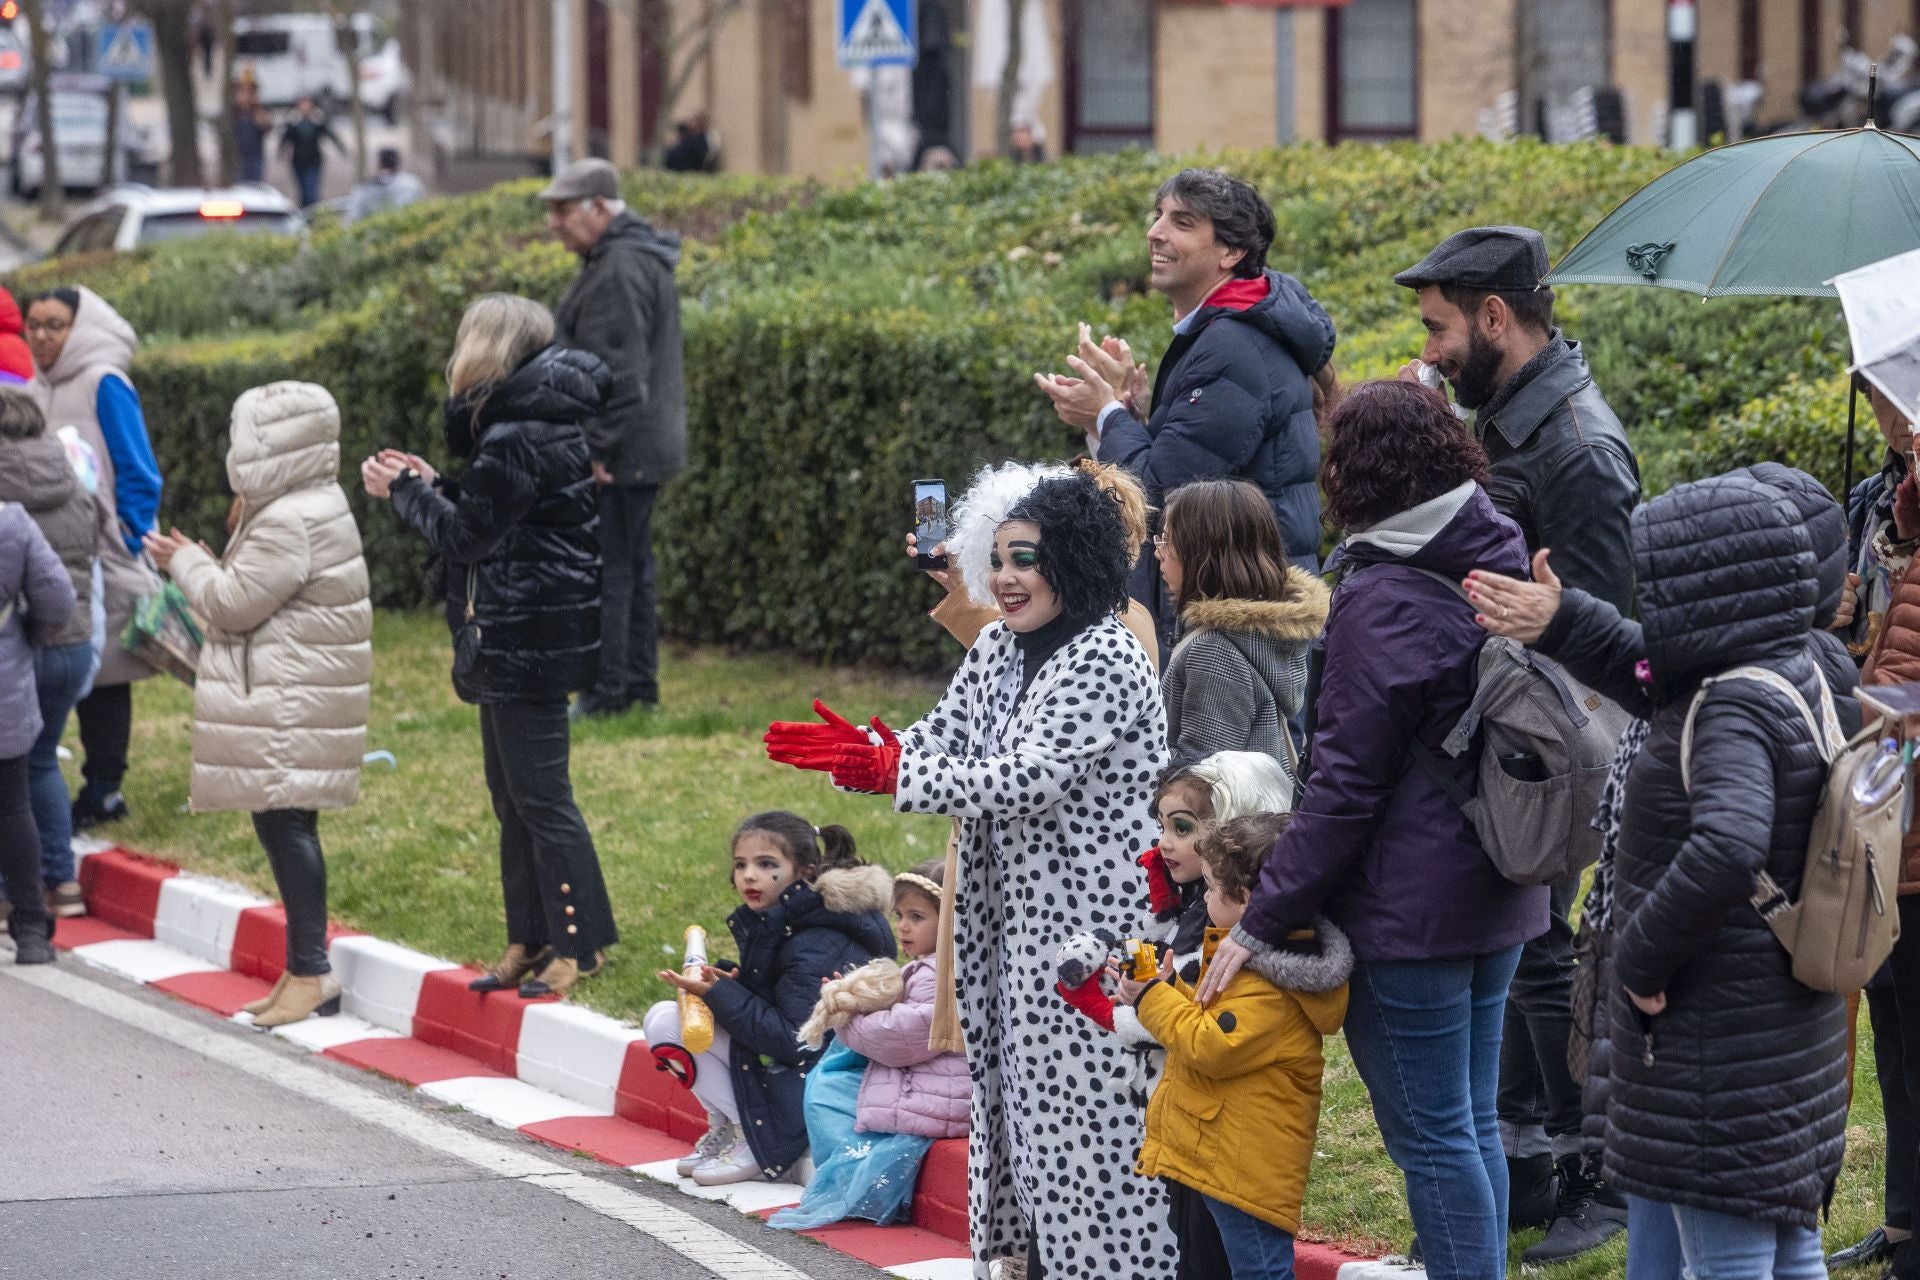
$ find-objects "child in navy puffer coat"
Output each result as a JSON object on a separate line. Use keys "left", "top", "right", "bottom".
{"left": 646, "top": 811, "right": 895, "bottom": 1187}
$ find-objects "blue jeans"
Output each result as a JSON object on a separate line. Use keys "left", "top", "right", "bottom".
{"left": 294, "top": 163, "right": 323, "bottom": 208}
{"left": 1343, "top": 946, "right": 1523, "bottom": 1280}
{"left": 1203, "top": 1195, "right": 1295, "bottom": 1280}
{"left": 30, "top": 642, "right": 93, "bottom": 886}
{"left": 1626, "top": 1195, "right": 1827, "bottom": 1279}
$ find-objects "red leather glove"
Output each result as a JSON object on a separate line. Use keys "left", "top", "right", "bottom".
{"left": 1056, "top": 975, "right": 1116, "bottom": 1032}
{"left": 829, "top": 718, "right": 901, "bottom": 794}
{"left": 765, "top": 700, "right": 870, "bottom": 772}
{"left": 1137, "top": 845, "right": 1180, "bottom": 918}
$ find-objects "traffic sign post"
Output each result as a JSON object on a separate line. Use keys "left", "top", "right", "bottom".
{"left": 836, "top": 0, "right": 916, "bottom": 179}
{"left": 94, "top": 22, "right": 152, "bottom": 82}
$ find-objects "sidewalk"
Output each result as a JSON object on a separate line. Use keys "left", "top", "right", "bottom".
{"left": 46, "top": 834, "right": 1409, "bottom": 1280}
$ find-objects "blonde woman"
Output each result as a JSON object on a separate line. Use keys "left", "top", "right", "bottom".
{"left": 362, "top": 294, "right": 618, "bottom": 998}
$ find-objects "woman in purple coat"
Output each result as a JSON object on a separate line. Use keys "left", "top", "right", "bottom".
{"left": 1200, "top": 380, "right": 1546, "bottom": 1280}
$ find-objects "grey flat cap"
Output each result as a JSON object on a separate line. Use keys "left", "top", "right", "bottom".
{"left": 1394, "top": 225, "right": 1550, "bottom": 291}
{"left": 539, "top": 158, "right": 620, "bottom": 203}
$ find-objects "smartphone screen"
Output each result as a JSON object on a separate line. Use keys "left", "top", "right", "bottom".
{"left": 913, "top": 478, "right": 949, "bottom": 569}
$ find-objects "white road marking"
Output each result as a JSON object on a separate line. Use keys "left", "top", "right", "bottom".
{"left": 3, "top": 962, "right": 816, "bottom": 1280}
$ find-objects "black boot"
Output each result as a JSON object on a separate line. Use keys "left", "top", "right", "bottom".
{"left": 1509, "top": 1152, "right": 1559, "bottom": 1231}
{"left": 71, "top": 785, "right": 128, "bottom": 831}
{"left": 1522, "top": 1152, "right": 1627, "bottom": 1265}
{"left": 11, "top": 915, "right": 55, "bottom": 965}
{"left": 1828, "top": 1227, "right": 1897, "bottom": 1270}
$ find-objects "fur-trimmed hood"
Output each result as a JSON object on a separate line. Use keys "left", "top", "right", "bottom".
{"left": 1241, "top": 918, "right": 1351, "bottom": 1003}
{"left": 814, "top": 862, "right": 896, "bottom": 916}
{"left": 1178, "top": 568, "right": 1330, "bottom": 644}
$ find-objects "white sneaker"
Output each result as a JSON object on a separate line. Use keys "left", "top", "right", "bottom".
{"left": 675, "top": 1114, "right": 738, "bottom": 1178}
{"left": 782, "top": 1154, "right": 815, "bottom": 1186}
{"left": 690, "top": 1135, "right": 767, "bottom": 1186}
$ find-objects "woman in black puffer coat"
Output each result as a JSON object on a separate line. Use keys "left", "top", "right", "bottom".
{"left": 367, "top": 293, "right": 618, "bottom": 999}
{"left": 1516, "top": 473, "right": 1848, "bottom": 1277}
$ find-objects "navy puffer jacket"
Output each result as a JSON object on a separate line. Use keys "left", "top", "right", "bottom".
{"left": 702, "top": 863, "right": 897, "bottom": 1177}
{"left": 392, "top": 345, "right": 606, "bottom": 704}
{"left": 1099, "top": 270, "right": 1334, "bottom": 637}
{"left": 1544, "top": 473, "right": 1848, "bottom": 1227}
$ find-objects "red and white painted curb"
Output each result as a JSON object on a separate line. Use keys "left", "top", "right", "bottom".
{"left": 51, "top": 836, "right": 1407, "bottom": 1280}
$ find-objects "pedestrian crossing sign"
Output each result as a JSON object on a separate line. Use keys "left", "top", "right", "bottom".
{"left": 94, "top": 22, "right": 154, "bottom": 83}
{"left": 836, "top": 0, "right": 916, "bottom": 68}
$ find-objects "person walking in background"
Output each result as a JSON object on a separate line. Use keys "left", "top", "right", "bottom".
{"left": 1199, "top": 381, "right": 1541, "bottom": 1280}
{"left": 0, "top": 388, "right": 99, "bottom": 920}
{"left": 542, "top": 158, "right": 686, "bottom": 720}
{"left": 662, "top": 116, "right": 713, "bottom": 173}
{"left": 0, "top": 497, "right": 76, "bottom": 964}
{"left": 26, "top": 286, "right": 161, "bottom": 834}
{"left": 144, "top": 382, "right": 371, "bottom": 1029}
{"left": 364, "top": 293, "right": 618, "bottom": 999}
{"left": 344, "top": 148, "right": 425, "bottom": 225}
{"left": 1394, "top": 225, "right": 1641, "bottom": 1262}
{"left": 1034, "top": 167, "right": 1336, "bottom": 650}
{"left": 233, "top": 81, "right": 271, "bottom": 185}
{"left": 278, "top": 96, "right": 347, "bottom": 209}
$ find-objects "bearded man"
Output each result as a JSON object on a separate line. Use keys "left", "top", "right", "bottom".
{"left": 1394, "top": 224, "right": 1640, "bottom": 1265}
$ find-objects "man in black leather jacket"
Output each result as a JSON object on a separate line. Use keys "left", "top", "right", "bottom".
{"left": 1396, "top": 225, "right": 1641, "bottom": 1264}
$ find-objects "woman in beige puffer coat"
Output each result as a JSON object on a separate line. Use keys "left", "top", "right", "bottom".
{"left": 144, "top": 381, "right": 372, "bottom": 1028}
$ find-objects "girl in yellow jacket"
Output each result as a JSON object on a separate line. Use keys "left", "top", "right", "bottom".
{"left": 1115, "top": 811, "right": 1350, "bottom": 1280}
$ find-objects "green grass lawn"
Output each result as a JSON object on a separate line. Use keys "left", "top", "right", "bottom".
{"left": 99, "top": 610, "right": 1891, "bottom": 1271}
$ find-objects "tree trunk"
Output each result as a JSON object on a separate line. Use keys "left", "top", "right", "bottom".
{"left": 142, "top": 0, "right": 205, "bottom": 186}
{"left": 652, "top": 0, "right": 744, "bottom": 156}
{"left": 332, "top": 4, "right": 368, "bottom": 180}
{"left": 215, "top": 0, "right": 237, "bottom": 183}
{"left": 994, "top": 0, "right": 1024, "bottom": 157}
{"left": 18, "top": 0, "right": 61, "bottom": 220}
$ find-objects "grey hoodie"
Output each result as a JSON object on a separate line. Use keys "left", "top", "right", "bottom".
{"left": 553, "top": 210, "right": 686, "bottom": 486}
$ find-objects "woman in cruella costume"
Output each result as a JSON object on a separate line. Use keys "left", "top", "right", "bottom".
{"left": 766, "top": 469, "right": 1174, "bottom": 1280}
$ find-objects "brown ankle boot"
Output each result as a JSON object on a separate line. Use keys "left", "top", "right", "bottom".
{"left": 252, "top": 973, "right": 342, "bottom": 1028}
{"left": 469, "top": 944, "right": 550, "bottom": 993}
{"left": 519, "top": 952, "right": 600, "bottom": 999}
{"left": 241, "top": 972, "right": 291, "bottom": 1017}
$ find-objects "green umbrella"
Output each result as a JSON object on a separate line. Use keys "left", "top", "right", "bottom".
{"left": 1547, "top": 125, "right": 1920, "bottom": 493}
{"left": 1547, "top": 126, "right": 1920, "bottom": 298}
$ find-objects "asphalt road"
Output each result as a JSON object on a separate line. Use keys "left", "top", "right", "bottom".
{"left": 0, "top": 959, "right": 893, "bottom": 1280}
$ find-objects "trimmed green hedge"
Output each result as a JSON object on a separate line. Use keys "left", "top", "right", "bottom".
{"left": 9, "top": 141, "right": 1861, "bottom": 667}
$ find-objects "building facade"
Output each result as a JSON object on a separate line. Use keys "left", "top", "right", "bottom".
{"left": 414, "top": 0, "right": 1920, "bottom": 178}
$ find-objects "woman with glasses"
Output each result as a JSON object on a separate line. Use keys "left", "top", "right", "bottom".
{"left": 25, "top": 287, "right": 162, "bottom": 844}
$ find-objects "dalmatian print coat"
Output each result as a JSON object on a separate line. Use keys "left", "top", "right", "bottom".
{"left": 894, "top": 614, "right": 1178, "bottom": 1280}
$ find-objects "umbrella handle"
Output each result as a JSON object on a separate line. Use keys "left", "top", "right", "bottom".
{"left": 1844, "top": 376, "right": 1860, "bottom": 501}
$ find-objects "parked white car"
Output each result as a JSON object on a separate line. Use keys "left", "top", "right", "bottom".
{"left": 234, "top": 13, "right": 407, "bottom": 117}
{"left": 9, "top": 75, "right": 158, "bottom": 198}
{"left": 50, "top": 184, "right": 306, "bottom": 257}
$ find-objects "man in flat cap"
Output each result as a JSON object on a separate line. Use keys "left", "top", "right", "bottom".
{"left": 1396, "top": 225, "right": 1639, "bottom": 1264}
{"left": 544, "top": 158, "right": 686, "bottom": 719}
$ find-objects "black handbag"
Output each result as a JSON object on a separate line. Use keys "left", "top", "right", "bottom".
{"left": 451, "top": 564, "right": 482, "bottom": 680}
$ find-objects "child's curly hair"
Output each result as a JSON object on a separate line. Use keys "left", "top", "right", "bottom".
{"left": 1197, "top": 811, "right": 1294, "bottom": 902}
{"left": 1004, "top": 472, "right": 1132, "bottom": 626}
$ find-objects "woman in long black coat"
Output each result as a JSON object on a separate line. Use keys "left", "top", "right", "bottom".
{"left": 1497, "top": 473, "right": 1847, "bottom": 1278}
{"left": 364, "top": 293, "right": 619, "bottom": 999}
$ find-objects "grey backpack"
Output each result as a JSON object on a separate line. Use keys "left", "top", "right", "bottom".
{"left": 1405, "top": 568, "right": 1632, "bottom": 885}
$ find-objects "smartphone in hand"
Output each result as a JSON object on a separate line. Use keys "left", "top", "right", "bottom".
{"left": 913, "top": 478, "right": 949, "bottom": 571}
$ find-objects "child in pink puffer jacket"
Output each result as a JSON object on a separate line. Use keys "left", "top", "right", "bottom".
{"left": 772, "top": 859, "right": 968, "bottom": 1229}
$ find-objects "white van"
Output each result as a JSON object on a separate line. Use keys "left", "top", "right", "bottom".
{"left": 233, "top": 13, "right": 404, "bottom": 115}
